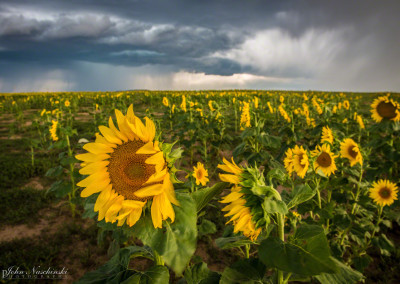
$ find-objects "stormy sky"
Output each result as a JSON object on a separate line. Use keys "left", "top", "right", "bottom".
{"left": 0, "top": 0, "right": 399, "bottom": 92}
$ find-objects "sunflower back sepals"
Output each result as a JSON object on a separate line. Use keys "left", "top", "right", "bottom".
{"left": 160, "top": 141, "right": 184, "bottom": 183}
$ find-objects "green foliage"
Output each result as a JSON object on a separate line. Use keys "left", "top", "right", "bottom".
{"left": 132, "top": 193, "right": 197, "bottom": 275}
{"left": 183, "top": 262, "right": 220, "bottom": 284}
{"left": 220, "top": 258, "right": 267, "bottom": 284}
{"left": 315, "top": 257, "right": 364, "bottom": 284}
{"left": 259, "top": 224, "right": 338, "bottom": 276}
{"left": 287, "top": 184, "right": 316, "bottom": 209}
{"left": 191, "top": 182, "right": 228, "bottom": 213}
{"left": 0, "top": 187, "right": 54, "bottom": 227}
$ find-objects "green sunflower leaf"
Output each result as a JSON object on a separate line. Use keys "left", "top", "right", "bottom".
{"left": 259, "top": 224, "right": 338, "bottom": 276}
{"left": 133, "top": 193, "right": 197, "bottom": 276}
{"left": 287, "top": 184, "right": 316, "bottom": 209}
{"left": 192, "top": 182, "right": 228, "bottom": 213}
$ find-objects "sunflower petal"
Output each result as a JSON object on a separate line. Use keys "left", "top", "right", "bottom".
{"left": 122, "top": 200, "right": 146, "bottom": 209}
{"left": 136, "top": 141, "right": 158, "bottom": 154}
{"left": 83, "top": 143, "right": 114, "bottom": 154}
{"left": 95, "top": 133, "right": 116, "bottom": 148}
{"left": 105, "top": 197, "right": 124, "bottom": 223}
{"left": 76, "top": 153, "right": 110, "bottom": 163}
{"left": 79, "top": 161, "right": 109, "bottom": 175}
{"left": 80, "top": 177, "right": 110, "bottom": 197}
{"left": 94, "top": 185, "right": 112, "bottom": 212}
{"left": 109, "top": 117, "right": 128, "bottom": 142}
{"left": 145, "top": 151, "right": 164, "bottom": 165}
{"left": 115, "top": 109, "right": 135, "bottom": 140}
{"left": 77, "top": 170, "right": 109, "bottom": 187}
{"left": 219, "top": 173, "right": 241, "bottom": 184}
{"left": 99, "top": 125, "right": 122, "bottom": 145}
{"left": 134, "top": 183, "right": 164, "bottom": 198}
{"left": 151, "top": 196, "right": 163, "bottom": 228}
{"left": 144, "top": 117, "right": 156, "bottom": 142}
{"left": 127, "top": 208, "right": 142, "bottom": 226}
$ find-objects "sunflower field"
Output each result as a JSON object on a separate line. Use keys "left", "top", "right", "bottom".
{"left": 0, "top": 90, "right": 399, "bottom": 283}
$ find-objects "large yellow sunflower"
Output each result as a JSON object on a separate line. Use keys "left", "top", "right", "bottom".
{"left": 76, "top": 105, "right": 179, "bottom": 229}
{"left": 311, "top": 144, "right": 337, "bottom": 177}
{"left": 321, "top": 126, "right": 333, "bottom": 145}
{"left": 340, "top": 138, "right": 363, "bottom": 166}
{"left": 369, "top": 179, "right": 398, "bottom": 207}
{"left": 193, "top": 162, "right": 209, "bottom": 186}
{"left": 220, "top": 185, "right": 262, "bottom": 241}
{"left": 370, "top": 95, "right": 400, "bottom": 123}
{"left": 292, "top": 145, "right": 309, "bottom": 178}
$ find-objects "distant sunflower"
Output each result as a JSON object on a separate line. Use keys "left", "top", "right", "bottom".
{"left": 162, "top": 97, "right": 169, "bottom": 107}
{"left": 220, "top": 185, "right": 261, "bottom": 241}
{"left": 340, "top": 138, "right": 362, "bottom": 166}
{"left": 370, "top": 95, "right": 400, "bottom": 123}
{"left": 193, "top": 162, "right": 209, "bottom": 186}
{"left": 292, "top": 145, "right": 309, "bottom": 178}
{"left": 311, "top": 144, "right": 337, "bottom": 177}
{"left": 76, "top": 105, "right": 179, "bottom": 229}
{"left": 50, "top": 120, "right": 58, "bottom": 141}
{"left": 369, "top": 179, "right": 398, "bottom": 207}
{"left": 283, "top": 148, "right": 294, "bottom": 176}
{"left": 343, "top": 100, "right": 350, "bottom": 110}
{"left": 321, "top": 126, "right": 333, "bottom": 145}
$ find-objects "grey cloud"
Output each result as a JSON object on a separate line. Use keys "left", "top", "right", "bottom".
{"left": 0, "top": 0, "right": 399, "bottom": 92}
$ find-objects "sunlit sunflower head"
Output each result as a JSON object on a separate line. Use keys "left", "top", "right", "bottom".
{"left": 220, "top": 185, "right": 262, "bottom": 241}
{"left": 356, "top": 115, "right": 365, "bottom": 129}
{"left": 283, "top": 148, "right": 294, "bottom": 176}
{"left": 162, "top": 97, "right": 169, "bottom": 107}
{"left": 76, "top": 105, "right": 179, "bottom": 229}
{"left": 50, "top": 120, "right": 58, "bottom": 141}
{"left": 343, "top": 100, "right": 350, "bottom": 110}
{"left": 340, "top": 138, "right": 362, "bottom": 167}
{"left": 193, "top": 162, "right": 209, "bottom": 186}
{"left": 321, "top": 126, "right": 334, "bottom": 145}
{"left": 292, "top": 145, "right": 309, "bottom": 179}
{"left": 370, "top": 95, "right": 400, "bottom": 123}
{"left": 369, "top": 179, "right": 398, "bottom": 207}
{"left": 65, "top": 100, "right": 70, "bottom": 107}
{"left": 311, "top": 144, "right": 338, "bottom": 177}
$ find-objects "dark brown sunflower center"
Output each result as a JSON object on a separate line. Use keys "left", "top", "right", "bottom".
{"left": 348, "top": 146, "right": 358, "bottom": 159}
{"left": 108, "top": 140, "right": 157, "bottom": 201}
{"left": 196, "top": 170, "right": 203, "bottom": 179}
{"left": 377, "top": 101, "right": 397, "bottom": 119}
{"left": 378, "top": 187, "right": 391, "bottom": 199}
{"left": 317, "top": 152, "right": 332, "bottom": 168}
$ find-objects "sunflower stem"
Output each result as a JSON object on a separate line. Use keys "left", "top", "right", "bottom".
{"left": 66, "top": 134, "right": 76, "bottom": 217}
{"left": 153, "top": 250, "right": 165, "bottom": 266}
{"left": 245, "top": 244, "right": 250, "bottom": 259}
{"left": 315, "top": 178, "right": 321, "bottom": 209}
{"left": 277, "top": 212, "right": 285, "bottom": 284}
{"left": 283, "top": 272, "right": 292, "bottom": 284}
{"left": 364, "top": 206, "right": 383, "bottom": 251}
{"left": 351, "top": 164, "right": 363, "bottom": 215}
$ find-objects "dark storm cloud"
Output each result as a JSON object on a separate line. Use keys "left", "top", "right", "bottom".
{"left": 0, "top": 0, "right": 399, "bottom": 91}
